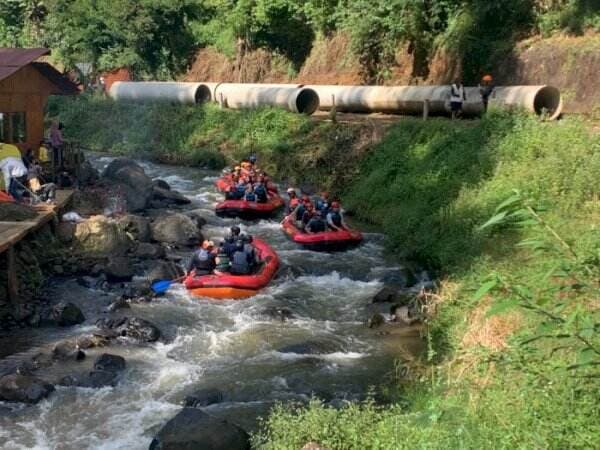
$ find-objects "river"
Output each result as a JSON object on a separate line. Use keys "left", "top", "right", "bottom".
{"left": 0, "top": 155, "right": 424, "bottom": 449}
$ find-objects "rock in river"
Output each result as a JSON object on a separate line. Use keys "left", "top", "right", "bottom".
{"left": 96, "top": 317, "right": 161, "bottom": 342}
{"left": 73, "top": 215, "right": 132, "bottom": 256}
{"left": 152, "top": 186, "right": 191, "bottom": 205}
{"left": 94, "top": 353, "right": 126, "bottom": 372}
{"left": 59, "top": 353, "right": 126, "bottom": 389}
{"left": 51, "top": 302, "right": 85, "bottom": 326}
{"left": 151, "top": 213, "right": 203, "bottom": 246}
{"left": 102, "top": 158, "right": 154, "bottom": 212}
{"left": 149, "top": 408, "right": 250, "bottom": 450}
{"left": 184, "top": 388, "right": 225, "bottom": 408}
{"left": 105, "top": 256, "right": 135, "bottom": 282}
{"left": 0, "top": 374, "right": 54, "bottom": 404}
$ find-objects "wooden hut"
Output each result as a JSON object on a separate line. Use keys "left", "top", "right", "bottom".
{"left": 0, "top": 48, "right": 79, "bottom": 154}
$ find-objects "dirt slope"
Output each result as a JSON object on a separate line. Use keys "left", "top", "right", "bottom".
{"left": 185, "top": 32, "right": 600, "bottom": 114}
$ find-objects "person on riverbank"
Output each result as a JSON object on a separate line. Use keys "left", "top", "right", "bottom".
{"left": 327, "top": 202, "right": 349, "bottom": 231}
{"left": 49, "top": 121, "right": 64, "bottom": 170}
{"left": 187, "top": 240, "right": 216, "bottom": 276}
{"left": 0, "top": 156, "right": 28, "bottom": 202}
{"left": 27, "top": 160, "right": 56, "bottom": 203}
{"left": 479, "top": 74, "right": 494, "bottom": 113}
{"left": 450, "top": 79, "right": 466, "bottom": 120}
{"left": 306, "top": 210, "right": 327, "bottom": 233}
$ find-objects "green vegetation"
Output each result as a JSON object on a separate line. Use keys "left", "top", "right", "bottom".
{"left": 2, "top": 1, "right": 599, "bottom": 80}
{"left": 50, "top": 91, "right": 599, "bottom": 450}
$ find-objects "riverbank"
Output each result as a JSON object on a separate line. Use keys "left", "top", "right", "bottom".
{"left": 49, "top": 96, "right": 600, "bottom": 448}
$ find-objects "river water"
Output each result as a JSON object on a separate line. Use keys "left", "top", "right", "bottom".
{"left": 0, "top": 156, "right": 424, "bottom": 449}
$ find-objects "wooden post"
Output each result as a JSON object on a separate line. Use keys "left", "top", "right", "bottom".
{"left": 219, "top": 93, "right": 225, "bottom": 109}
{"left": 423, "top": 99, "right": 430, "bottom": 120}
{"left": 7, "top": 246, "right": 18, "bottom": 303}
{"left": 330, "top": 94, "right": 337, "bottom": 123}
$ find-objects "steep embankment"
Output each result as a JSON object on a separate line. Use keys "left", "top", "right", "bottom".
{"left": 185, "top": 32, "right": 600, "bottom": 115}
{"left": 50, "top": 95, "right": 600, "bottom": 448}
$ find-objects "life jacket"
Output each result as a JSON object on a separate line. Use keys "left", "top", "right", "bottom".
{"left": 315, "top": 198, "right": 329, "bottom": 213}
{"left": 328, "top": 211, "right": 342, "bottom": 227}
{"left": 192, "top": 249, "right": 215, "bottom": 274}
{"left": 307, "top": 217, "right": 326, "bottom": 233}
{"left": 244, "top": 243, "right": 256, "bottom": 265}
{"left": 224, "top": 238, "right": 237, "bottom": 257}
{"left": 254, "top": 184, "right": 268, "bottom": 203}
{"left": 231, "top": 250, "right": 251, "bottom": 275}
{"left": 215, "top": 252, "right": 231, "bottom": 272}
{"left": 38, "top": 146, "right": 50, "bottom": 162}
{"left": 245, "top": 191, "right": 256, "bottom": 202}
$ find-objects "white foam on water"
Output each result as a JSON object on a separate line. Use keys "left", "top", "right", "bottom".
{"left": 267, "top": 350, "right": 367, "bottom": 362}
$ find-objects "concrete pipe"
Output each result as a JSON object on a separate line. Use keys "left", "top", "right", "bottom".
{"left": 305, "top": 84, "right": 562, "bottom": 119}
{"left": 213, "top": 83, "right": 319, "bottom": 115}
{"left": 109, "top": 81, "right": 214, "bottom": 104}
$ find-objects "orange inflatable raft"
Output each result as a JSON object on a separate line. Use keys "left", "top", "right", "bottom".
{"left": 184, "top": 238, "right": 279, "bottom": 299}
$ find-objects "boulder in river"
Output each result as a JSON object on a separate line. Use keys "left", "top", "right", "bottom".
{"left": 146, "top": 261, "right": 186, "bottom": 284}
{"left": 73, "top": 215, "right": 132, "bottom": 256}
{"left": 94, "top": 353, "right": 126, "bottom": 372}
{"left": 184, "top": 388, "right": 225, "bottom": 408}
{"left": 153, "top": 179, "right": 171, "bottom": 190}
{"left": 102, "top": 158, "right": 154, "bottom": 212}
{"left": 185, "top": 209, "right": 208, "bottom": 229}
{"left": 278, "top": 340, "right": 340, "bottom": 355}
{"left": 51, "top": 302, "right": 85, "bottom": 326}
{"left": 105, "top": 257, "right": 135, "bottom": 282}
{"left": 53, "top": 340, "right": 86, "bottom": 361}
{"left": 118, "top": 214, "right": 152, "bottom": 243}
{"left": 96, "top": 317, "right": 161, "bottom": 343}
{"left": 0, "top": 374, "right": 54, "bottom": 404}
{"left": 152, "top": 186, "right": 191, "bottom": 205}
{"left": 60, "top": 353, "right": 127, "bottom": 389}
{"left": 135, "top": 242, "right": 166, "bottom": 259}
{"left": 149, "top": 408, "right": 250, "bottom": 450}
{"left": 151, "top": 213, "right": 203, "bottom": 246}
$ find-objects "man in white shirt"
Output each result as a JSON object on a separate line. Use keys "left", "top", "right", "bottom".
{"left": 450, "top": 79, "right": 466, "bottom": 120}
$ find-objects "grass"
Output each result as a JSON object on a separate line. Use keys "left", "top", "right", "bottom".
{"left": 48, "top": 97, "right": 600, "bottom": 449}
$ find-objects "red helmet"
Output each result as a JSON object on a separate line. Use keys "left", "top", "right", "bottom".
{"left": 331, "top": 201, "right": 340, "bottom": 209}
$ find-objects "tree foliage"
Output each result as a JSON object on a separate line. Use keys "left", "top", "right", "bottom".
{"left": 1, "top": 0, "right": 598, "bottom": 79}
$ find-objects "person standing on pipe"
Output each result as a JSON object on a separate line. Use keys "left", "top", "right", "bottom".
{"left": 450, "top": 79, "right": 466, "bottom": 120}
{"left": 479, "top": 74, "right": 494, "bottom": 113}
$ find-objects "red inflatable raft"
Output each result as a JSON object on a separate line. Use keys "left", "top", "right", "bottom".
{"left": 184, "top": 238, "right": 279, "bottom": 299}
{"left": 215, "top": 195, "right": 284, "bottom": 219}
{"left": 215, "top": 174, "right": 278, "bottom": 194}
{"left": 281, "top": 216, "right": 363, "bottom": 251}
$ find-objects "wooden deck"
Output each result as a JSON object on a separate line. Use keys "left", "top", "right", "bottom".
{"left": 1, "top": 190, "right": 73, "bottom": 302}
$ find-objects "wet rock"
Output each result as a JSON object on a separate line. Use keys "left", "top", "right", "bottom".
{"left": 136, "top": 243, "right": 166, "bottom": 259}
{"left": 53, "top": 340, "right": 86, "bottom": 361}
{"left": 96, "top": 317, "right": 161, "bottom": 343}
{"left": 152, "top": 186, "right": 191, "bottom": 205}
{"left": 278, "top": 341, "right": 340, "bottom": 355}
{"left": 77, "top": 160, "right": 100, "bottom": 186}
{"left": 94, "top": 353, "right": 126, "bottom": 372}
{"left": 367, "top": 313, "right": 386, "bottom": 329}
{"left": 74, "top": 215, "right": 132, "bottom": 256}
{"left": 184, "top": 388, "right": 225, "bottom": 408}
{"left": 149, "top": 408, "right": 250, "bottom": 450}
{"left": 106, "top": 296, "right": 130, "bottom": 313}
{"left": 77, "top": 334, "right": 111, "bottom": 349}
{"left": 77, "top": 276, "right": 99, "bottom": 289}
{"left": 60, "top": 370, "right": 118, "bottom": 388}
{"left": 56, "top": 221, "right": 76, "bottom": 243}
{"left": 261, "top": 307, "right": 295, "bottom": 322}
{"left": 146, "top": 261, "right": 185, "bottom": 284}
{"left": 151, "top": 213, "right": 202, "bottom": 246}
{"left": 105, "top": 257, "right": 135, "bottom": 282}
{"left": 102, "top": 158, "right": 154, "bottom": 212}
{"left": 185, "top": 210, "right": 207, "bottom": 229}
{"left": 153, "top": 179, "right": 171, "bottom": 190}
{"left": 51, "top": 302, "right": 85, "bottom": 326}
{"left": 372, "top": 286, "right": 398, "bottom": 303}
{"left": 0, "top": 374, "right": 54, "bottom": 404}
{"left": 118, "top": 214, "right": 152, "bottom": 243}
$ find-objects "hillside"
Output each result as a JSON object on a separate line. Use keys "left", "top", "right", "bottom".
{"left": 185, "top": 31, "right": 600, "bottom": 115}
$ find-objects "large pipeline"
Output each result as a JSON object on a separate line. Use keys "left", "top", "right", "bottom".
{"left": 304, "top": 84, "right": 562, "bottom": 119}
{"left": 109, "top": 81, "right": 217, "bottom": 104}
{"left": 213, "top": 83, "right": 319, "bottom": 115}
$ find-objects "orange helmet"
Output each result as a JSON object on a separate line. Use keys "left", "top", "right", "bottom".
{"left": 482, "top": 74, "right": 493, "bottom": 82}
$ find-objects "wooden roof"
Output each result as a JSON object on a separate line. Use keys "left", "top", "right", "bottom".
{"left": 0, "top": 48, "right": 79, "bottom": 95}
{"left": 0, "top": 48, "right": 50, "bottom": 82}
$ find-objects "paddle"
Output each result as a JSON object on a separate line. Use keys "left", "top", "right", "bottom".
{"left": 151, "top": 276, "right": 186, "bottom": 295}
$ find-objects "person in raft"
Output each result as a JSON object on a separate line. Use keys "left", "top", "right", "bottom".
{"left": 187, "top": 240, "right": 216, "bottom": 276}
{"left": 327, "top": 202, "right": 349, "bottom": 231}
{"left": 306, "top": 209, "right": 327, "bottom": 233}
{"left": 230, "top": 239, "right": 254, "bottom": 275}
{"left": 285, "top": 188, "right": 299, "bottom": 214}
{"left": 214, "top": 242, "right": 231, "bottom": 275}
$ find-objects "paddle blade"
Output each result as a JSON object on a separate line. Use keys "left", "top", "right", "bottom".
{"left": 151, "top": 280, "right": 173, "bottom": 294}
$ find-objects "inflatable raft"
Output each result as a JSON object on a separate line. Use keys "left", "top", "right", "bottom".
{"left": 184, "top": 238, "right": 279, "bottom": 299}
{"left": 215, "top": 174, "right": 278, "bottom": 194}
{"left": 281, "top": 216, "right": 363, "bottom": 251}
{"left": 215, "top": 195, "right": 284, "bottom": 219}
